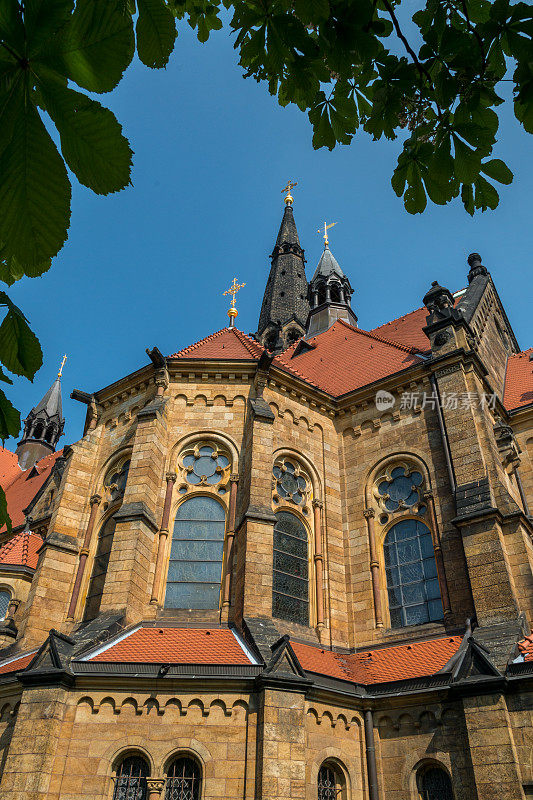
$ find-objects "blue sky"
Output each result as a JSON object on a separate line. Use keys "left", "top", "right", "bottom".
{"left": 6, "top": 20, "right": 533, "bottom": 448}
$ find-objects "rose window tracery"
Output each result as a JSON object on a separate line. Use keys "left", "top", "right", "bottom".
{"left": 374, "top": 464, "right": 425, "bottom": 514}
{"left": 178, "top": 443, "right": 231, "bottom": 495}
{"left": 272, "top": 457, "right": 312, "bottom": 512}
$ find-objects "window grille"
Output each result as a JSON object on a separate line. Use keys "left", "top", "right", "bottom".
{"left": 165, "top": 757, "right": 201, "bottom": 800}
{"left": 0, "top": 590, "right": 10, "bottom": 620}
{"left": 318, "top": 765, "right": 340, "bottom": 800}
{"left": 419, "top": 766, "right": 454, "bottom": 800}
{"left": 113, "top": 755, "right": 149, "bottom": 800}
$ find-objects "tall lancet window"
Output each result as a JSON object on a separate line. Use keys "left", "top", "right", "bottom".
{"left": 165, "top": 496, "right": 226, "bottom": 610}
{"left": 272, "top": 511, "right": 309, "bottom": 625}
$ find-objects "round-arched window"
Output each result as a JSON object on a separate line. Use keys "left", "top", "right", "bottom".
{"left": 113, "top": 754, "right": 149, "bottom": 800}
{"left": 418, "top": 765, "right": 454, "bottom": 800}
{"left": 165, "top": 757, "right": 202, "bottom": 800}
{"left": 272, "top": 511, "right": 309, "bottom": 626}
{"left": 318, "top": 762, "right": 346, "bottom": 800}
{"left": 384, "top": 519, "right": 442, "bottom": 628}
{"left": 165, "top": 496, "right": 226, "bottom": 610}
{"left": 0, "top": 590, "right": 11, "bottom": 621}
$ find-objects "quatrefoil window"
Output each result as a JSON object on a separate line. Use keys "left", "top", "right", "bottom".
{"left": 273, "top": 458, "right": 309, "bottom": 507}
{"left": 376, "top": 465, "right": 424, "bottom": 512}
{"left": 183, "top": 445, "right": 230, "bottom": 486}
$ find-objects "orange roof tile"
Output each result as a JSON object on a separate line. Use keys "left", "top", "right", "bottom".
{"left": 371, "top": 307, "right": 431, "bottom": 352}
{"left": 0, "top": 651, "right": 36, "bottom": 675}
{"left": 503, "top": 349, "right": 533, "bottom": 411}
{"left": 169, "top": 327, "right": 264, "bottom": 361}
{"left": 0, "top": 449, "right": 22, "bottom": 489}
{"left": 89, "top": 627, "right": 254, "bottom": 665}
{"left": 0, "top": 449, "right": 62, "bottom": 533}
{"left": 274, "top": 320, "right": 423, "bottom": 397}
{"left": 517, "top": 631, "right": 533, "bottom": 662}
{"left": 0, "top": 529, "right": 42, "bottom": 570}
{"left": 292, "top": 635, "right": 462, "bottom": 685}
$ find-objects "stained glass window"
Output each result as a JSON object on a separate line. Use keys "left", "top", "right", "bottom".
{"left": 273, "top": 459, "right": 308, "bottom": 505}
{"left": 377, "top": 466, "right": 424, "bottom": 512}
{"left": 84, "top": 516, "right": 117, "bottom": 621}
{"left": 164, "top": 496, "right": 225, "bottom": 610}
{"left": 419, "top": 766, "right": 454, "bottom": 800}
{"left": 385, "top": 519, "right": 443, "bottom": 628}
{"left": 183, "top": 445, "right": 229, "bottom": 486}
{"left": 165, "top": 757, "right": 201, "bottom": 800}
{"left": 113, "top": 755, "right": 149, "bottom": 800}
{"left": 318, "top": 764, "right": 343, "bottom": 800}
{"left": 0, "top": 590, "right": 10, "bottom": 620}
{"left": 273, "top": 511, "right": 309, "bottom": 626}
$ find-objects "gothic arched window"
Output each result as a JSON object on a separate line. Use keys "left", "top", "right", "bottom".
{"left": 165, "top": 756, "right": 202, "bottom": 800}
{"left": 272, "top": 511, "right": 309, "bottom": 626}
{"left": 318, "top": 763, "right": 346, "bottom": 800}
{"left": 113, "top": 754, "right": 149, "bottom": 800}
{"left": 165, "top": 496, "right": 226, "bottom": 610}
{"left": 418, "top": 765, "right": 454, "bottom": 800}
{"left": 84, "top": 516, "right": 116, "bottom": 621}
{"left": 384, "top": 519, "right": 442, "bottom": 628}
{"left": 0, "top": 590, "right": 11, "bottom": 620}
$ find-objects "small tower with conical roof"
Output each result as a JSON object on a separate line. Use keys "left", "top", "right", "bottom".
{"left": 16, "top": 357, "right": 66, "bottom": 470}
{"left": 256, "top": 184, "right": 310, "bottom": 352}
{"left": 305, "top": 225, "right": 357, "bottom": 338}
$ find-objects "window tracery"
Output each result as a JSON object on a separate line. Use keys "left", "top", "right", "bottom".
{"left": 177, "top": 442, "right": 231, "bottom": 496}
{"left": 374, "top": 462, "right": 425, "bottom": 516}
{"left": 102, "top": 457, "right": 130, "bottom": 508}
{"left": 272, "top": 456, "right": 312, "bottom": 513}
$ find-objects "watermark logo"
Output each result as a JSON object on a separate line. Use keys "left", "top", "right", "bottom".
{"left": 375, "top": 390, "right": 395, "bottom": 411}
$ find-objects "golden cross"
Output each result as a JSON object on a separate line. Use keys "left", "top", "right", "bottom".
{"left": 58, "top": 354, "right": 67, "bottom": 378}
{"left": 223, "top": 277, "right": 246, "bottom": 308}
{"left": 318, "top": 221, "right": 337, "bottom": 247}
{"left": 282, "top": 180, "right": 298, "bottom": 205}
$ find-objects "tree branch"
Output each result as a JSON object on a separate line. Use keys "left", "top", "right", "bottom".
{"left": 459, "top": 0, "right": 487, "bottom": 76}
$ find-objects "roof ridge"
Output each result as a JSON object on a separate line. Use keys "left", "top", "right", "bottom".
{"left": 509, "top": 346, "right": 533, "bottom": 359}
{"left": 336, "top": 319, "right": 423, "bottom": 354}
{"left": 231, "top": 328, "right": 264, "bottom": 358}
{"left": 169, "top": 327, "right": 263, "bottom": 360}
{"left": 169, "top": 328, "right": 230, "bottom": 358}
{"left": 372, "top": 305, "right": 426, "bottom": 330}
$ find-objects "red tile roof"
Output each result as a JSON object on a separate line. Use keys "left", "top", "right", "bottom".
{"left": 370, "top": 307, "right": 431, "bottom": 353}
{"left": 274, "top": 320, "right": 423, "bottom": 397}
{"left": 503, "top": 349, "right": 533, "bottom": 411}
{"left": 0, "top": 449, "right": 62, "bottom": 533}
{"left": 517, "top": 631, "right": 533, "bottom": 662}
{"left": 89, "top": 627, "right": 254, "bottom": 665}
{"left": 0, "top": 651, "right": 36, "bottom": 675}
{"left": 0, "top": 449, "right": 21, "bottom": 488}
{"left": 0, "top": 529, "right": 42, "bottom": 570}
{"left": 292, "top": 635, "right": 462, "bottom": 685}
{"left": 169, "top": 327, "right": 264, "bottom": 360}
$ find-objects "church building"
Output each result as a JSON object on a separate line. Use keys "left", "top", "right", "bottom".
{"left": 0, "top": 187, "right": 533, "bottom": 800}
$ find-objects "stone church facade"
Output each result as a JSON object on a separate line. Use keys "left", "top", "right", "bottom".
{"left": 0, "top": 195, "right": 532, "bottom": 800}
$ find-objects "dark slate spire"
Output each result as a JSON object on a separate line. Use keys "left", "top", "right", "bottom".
{"left": 16, "top": 362, "right": 66, "bottom": 470}
{"left": 256, "top": 197, "right": 310, "bottom": 352}
{"left": 305, "top": 235, "right": 357, "bottom": 338}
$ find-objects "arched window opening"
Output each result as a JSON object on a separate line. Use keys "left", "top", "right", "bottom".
{"left": 0, "top": 590, "right": 11, "bottom": 621}
{"left": 317, "top": 284, "right": 326, "bottom": 305}
{"left": 32, "top": 422, "right": 44, "bottom": 440}
{"left": 165, "top": 757, "right": 202, "bottom": 800}
{"left": 103, "top": 459, "right": 130, "bottom": 505}
{"left": 83, "top": 516, "right": 117, "bottom": 621}
{"left": 113, "top": 754, "right": 149, "bottom": 800}
{"left": 384, "top": 519, "right": 442, "bottom": 628}
{"left": 330, "top": 284, "right": 341, "bottom": 303}
{"left": 318, "top": 763, "right": 346, "bottom": 800}
{"left": 418, "top": 765, "right": 454, "bottom": 800}
{"left": 272, "top": 511, "right": 309, "bottom": 625}
{"left": 165, "top": 496, "right": 225, "bottom": 610}
{"left": 44, "top": 425, "right": 55, "bottom": 443}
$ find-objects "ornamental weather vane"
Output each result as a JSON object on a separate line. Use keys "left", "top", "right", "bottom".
{"left": 58, "top": 354, "right": 67, "bottom": 378}
{"left": 223, "top": 277, "right": 246, "bottom": 328}
{"left": 282, "top": 179, "right": 298, "bottom": 206}
{"left": 318, "top": 221, "right": 337, "bottom": 248}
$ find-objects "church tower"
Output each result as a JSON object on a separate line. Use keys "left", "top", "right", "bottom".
{"left": 306, "top": 225, "right": 357, "bottom": 337}
{"left": 16, "top": 360, "right": 65, "bottom": 470}
{"left": 256, "top": 185, "right": 310, "bottom": 351}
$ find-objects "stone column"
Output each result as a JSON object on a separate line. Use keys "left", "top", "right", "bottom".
{"left": 146, "top": 778, "right": 166, "bottom": 799}
{"left": 364, "top": 508, "right": 383, "bottom": 628}
{"left": 424, "top": 491, "right": 452, "bottom": 619}
{"left": 67, "top": 493, "right": 101, "bottom": 619}
{"left": 313, "top": 499, "right": 325, "bottom": 633}
{"left": 150, "top": 472, "right": 176, "bottom": 604}
{"left": 222, "top": 473, "right": 239, "bottom": 618}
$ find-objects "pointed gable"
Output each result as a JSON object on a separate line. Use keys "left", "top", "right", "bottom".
{"left": 275, "top": 320, "right": 423, "bottom": 397}
{"left": 0, "top": 449, "right": 63, "bottom": 533}
{"left": 169, "top": 327, "right": 264, "bottom": 361}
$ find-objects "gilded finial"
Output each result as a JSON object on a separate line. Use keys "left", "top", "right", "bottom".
{"left": 223, "top": 278, "right": 246, "bottom": 328}
{"left": 58, "top": 354, "right": 67, "bottom": 378}
{"left": 282, "top": 180, "right": 298, "bottom": 206}
{"left": 318, "top": 221, "right": 337, "bottom": 248}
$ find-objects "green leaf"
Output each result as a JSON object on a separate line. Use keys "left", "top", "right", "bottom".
{"left": 0, "top": 486, "right": 12, "bottom": 533}
{"left": 0, "top": 0, "right": 24, "bottom": 51}
{"left": 0, "top": 86, "right": 71, "bottom": 268}
{"left": 453, "top": 136, "right": 481, "bottom": 184}
{"left": 24, "top": 0, "right": 74, "bottom": 56}
{"left": 404, "top": 163, "right": 427, "bottom": 214}
{"left": 0, "top": 250, "right": 50, "bottom": 285}
{"left": 0, "top": 294, "right": 42, "bottom": 379}
{"left": 461, "top": 183, "right": 475, "bottom": 216}
{"left": 0, "top": 388, "right": 19, "bottom": 440}
{"left": 49, "top": 0, "right": 135, "bottom": 93}
{"left": 480, "top": 158, "right": 513, "bottom": 185}
{"left": 293, "top": 0, "right": 330, "bottom": 25}
{"left": 136, "top": 0, "right": 177, "bottom": 68}
{"left": 474, "top": 174, "right": 499, "bottom": 210}
{"left": 39, "top": 80, "right": 133, "bottom": 195}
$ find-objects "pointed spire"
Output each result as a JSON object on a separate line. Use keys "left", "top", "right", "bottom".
{"left": 306, "top": 232, "right": 357, "bottom": 338}
{"left": 16, "top": 360, "right": 66, "bottom": 470}
{"left": 256, "top": 191, "right": 310, "bottom": 352}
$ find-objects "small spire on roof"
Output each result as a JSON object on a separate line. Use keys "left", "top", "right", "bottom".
{"left": 318, "top": 221, "right": 337, "bottom": 249}
{"left": 282, "top": 179, "right": 298, "bottom": 206}
{"left": 223, "top": 277, "right": 246, "bottom": 328}
{"left": 58, "top": 354, "right": 67, "bottom": 378}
